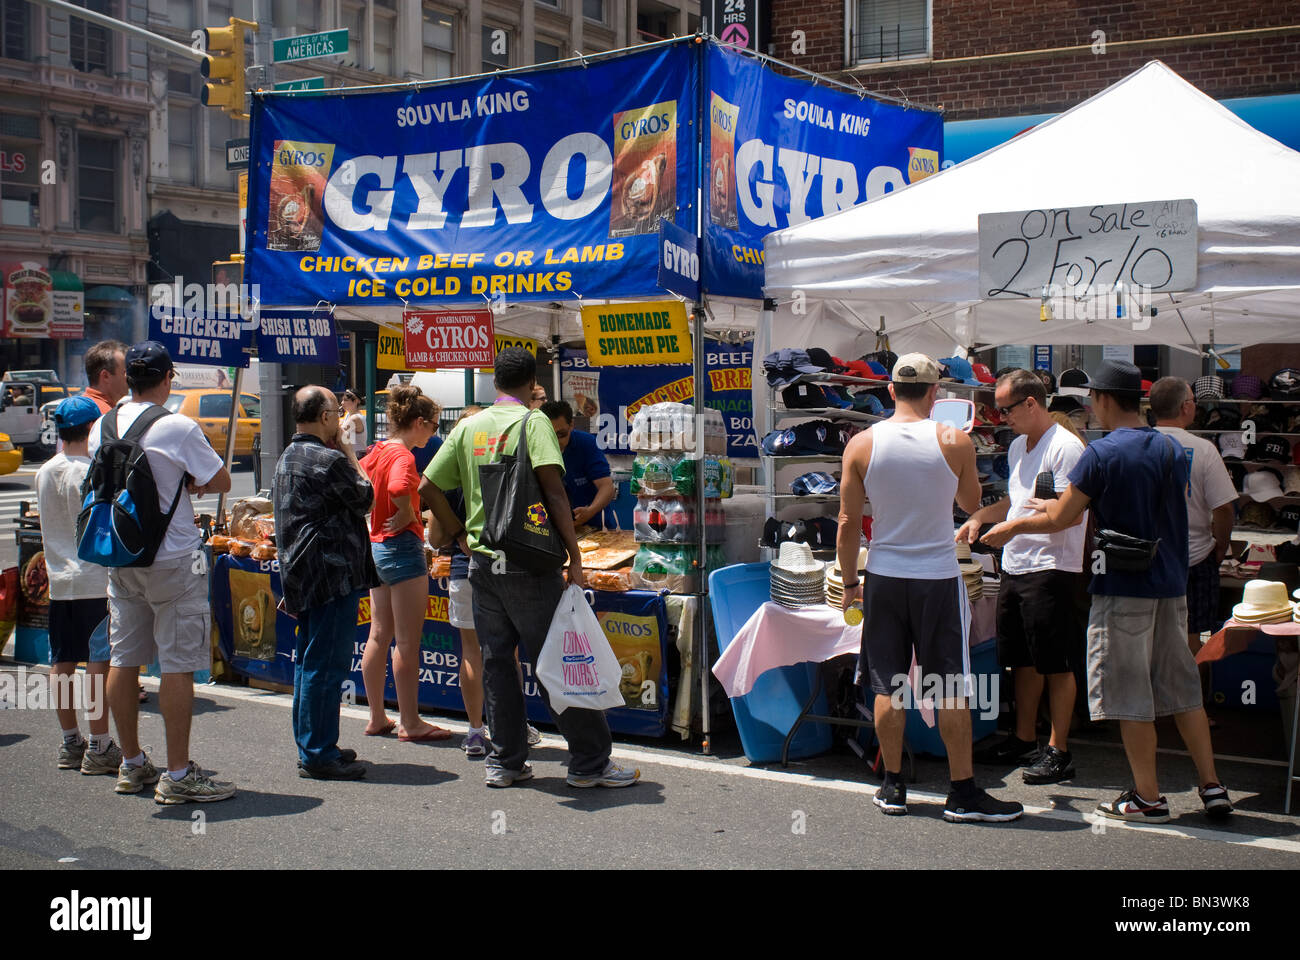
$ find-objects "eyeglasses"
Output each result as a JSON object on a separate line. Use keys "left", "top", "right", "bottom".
{"left": 996, "top": 396, "right": 1030, "bottom": 416}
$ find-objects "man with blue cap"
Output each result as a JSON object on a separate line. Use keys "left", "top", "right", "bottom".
{"left": 36, "top": 396, "right": 119, "bottom": 774}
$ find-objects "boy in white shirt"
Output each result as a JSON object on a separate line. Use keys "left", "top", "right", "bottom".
{"left": 37, "top": 396, "right": 119, "bottom": 774}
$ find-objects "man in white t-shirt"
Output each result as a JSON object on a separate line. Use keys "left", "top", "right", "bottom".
{"left": 87, "top": 341, "right": 236, "bottom": 805}
{"left": 1150, "top": 377, "right": 1236, "bottom": 652}
{"left": 37, "top": 397, "right": 118, "bottom": 774}
{"left": 957, "top": 369, "right": 1089, "bottom": 785}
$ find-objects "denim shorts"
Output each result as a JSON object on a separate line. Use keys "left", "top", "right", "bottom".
{"left": 372, "top": 531, "right": 427, "bottom": 586}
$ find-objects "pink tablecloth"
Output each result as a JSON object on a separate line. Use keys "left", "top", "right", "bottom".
{"left": 712, "top": 594, "right": 998, "bottom": 702}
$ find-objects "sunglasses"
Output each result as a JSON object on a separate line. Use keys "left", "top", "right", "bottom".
{"left": 996, "top": 396, "right": 1030, "bottom": 416}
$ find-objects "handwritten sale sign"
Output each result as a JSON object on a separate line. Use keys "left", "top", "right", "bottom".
{"left": 978, "top": 198, "right": 1197, "bottom": 299}
{"left": 403, "top": 308, "right": 495, "bottom": 369}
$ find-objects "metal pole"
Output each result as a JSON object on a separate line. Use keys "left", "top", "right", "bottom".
{"left": 464, "top": 367, "right": 474, "bottom": 406}
{"left": 550, "top": 316, "right": 561, "bottom": 402}
{"left": 213, "top": 366, "right": 244, "bottom": 529}
{"left": 364, "top": 339, "right": 377, "bottom": 442}
{"left": 28, "top": 0, "right": 205, "bottom": 60}
{"left": 253, "top": 0, "right": 283, "bottom": 485}
{"left": 693, "top": 37, "right": 712, "bottom": 754}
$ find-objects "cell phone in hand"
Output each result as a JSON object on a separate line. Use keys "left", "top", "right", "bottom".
{"left": 1034, "top": 471, "right": 1058, "bottom": 500}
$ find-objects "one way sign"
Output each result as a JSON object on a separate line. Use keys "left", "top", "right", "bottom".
{"left": 225, "top": 138, "right": 250, "bottom": 170}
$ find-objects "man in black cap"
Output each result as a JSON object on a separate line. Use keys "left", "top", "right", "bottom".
{"left": 87, "top": 341, "right": 236, "bottom": 804}
{"left": 983, "top": 359, "right": 1230, "bottom": 823}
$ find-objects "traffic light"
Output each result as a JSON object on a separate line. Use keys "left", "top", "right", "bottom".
{"left": 201, "top": 18, "right": 257, "bottom": 119}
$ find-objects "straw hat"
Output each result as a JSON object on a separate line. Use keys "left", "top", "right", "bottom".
{"left": 1233, "top": 579, "right": 1292, "bottom": 621}
{"left": 771, "top": 542, "right": 826, "bottom": 608}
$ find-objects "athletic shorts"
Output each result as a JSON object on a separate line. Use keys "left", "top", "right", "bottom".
{"left": 108, "top": 557, "right": 210, "bottom": 674}
{"left": 1085, "top": 594, "right": 1202, "bottom": 722}
{"left": 996, "top": 569, "right": 1088, "bottom": 675}
{"left": 448, "top": 576, "right": 474, "bottom": 629}
{"left": 1185, "top": 552, "right": 1222, "bottom": 634}
{"left": 47, "top": 597, "right": 109, "bottom": 664}
{"left": 861, "top": 572, "right": 971, "bottom": 698}
{"left": 371, "top": 531, "right": 427, "bottom": 586}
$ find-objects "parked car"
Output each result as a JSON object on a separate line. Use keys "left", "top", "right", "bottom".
{"left": 164, "top": 389, "right": 261, "bottom": 460}
{"left": 0, "top": 431, "right": 21, "bottom": 475}
{"left": 0, "top": 380, "right": 41, "bottom": 448}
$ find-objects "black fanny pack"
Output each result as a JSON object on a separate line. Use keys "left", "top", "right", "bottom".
{"left": 1094, "top": 436, "right": 1176, "bottom": 574}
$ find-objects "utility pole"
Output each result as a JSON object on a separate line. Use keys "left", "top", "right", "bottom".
{"left": 252, "top": 0, "right": 282, "bottom": 491}
{"left": 27, "top": 0, "right": 204, "bottom": 60}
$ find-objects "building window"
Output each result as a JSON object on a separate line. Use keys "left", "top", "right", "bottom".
{"left": 167, "top": 0, "right": 193, "bottom": 31}
{"left": 206, "top": 110, "right": 237, "bottom": 190}
{"left": 853, "top": 0, "right": 930, "bottom": 63}
{"left": 70, "top": 0, "right": 112, "bottom": 75}
{"left": 1, "top": 0, "right": 30, "bottom": 60}
{"left": 78, "top": 134, "right": 118, "bottom": 233}
{"left": 481, "top": 25, "right": 509, "bottom": 72}
{"left": 422, "top": 11, "right": 454, "bottom": 79}
{"left": 583, "top": 0, "right": 604, "bottom": 24}
{"left": 168, "top": 101, "right": 195, "bottom": 184}
{"left": 374, "top": 9, "right": 396, "bottom": 75}
{"left": 0, "top": 127, "right": 41, "bottom": 227}
{"left": 534, "top": 39, "right": 561, "bottom": 64}
{"left": 537, "top": 0, "right": 560, "bottom": 6}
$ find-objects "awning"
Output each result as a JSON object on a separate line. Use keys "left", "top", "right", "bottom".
{"left": 84, "top": 284, "right": 135, "bottom": 305}
{"left": 943, "top": 92, "right": 1300, "bottom": 166}
{"left": 50, "top": 270, "right": 82, "bottom": 292}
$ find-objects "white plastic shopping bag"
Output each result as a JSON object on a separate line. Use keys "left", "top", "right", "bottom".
{"left": 536, "top": 584, "right": 626, "bottom": 713}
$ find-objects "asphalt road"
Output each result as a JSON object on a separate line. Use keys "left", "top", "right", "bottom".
{"left": 2, "top": 667, "right": 1298, "bottom": 871}
{"left": 0, "top": 460, "right": 258, "bottom": 572}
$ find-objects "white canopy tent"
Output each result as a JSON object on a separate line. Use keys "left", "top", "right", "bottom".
{"left": 759, "top": 61, "right": 1300, "bottom": 373}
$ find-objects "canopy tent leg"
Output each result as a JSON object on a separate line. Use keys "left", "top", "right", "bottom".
{"left": 214, "top": 365, "right": 245, "bottom": 531}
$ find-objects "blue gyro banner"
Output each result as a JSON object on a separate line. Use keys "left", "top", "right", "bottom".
{"left": 246, "top": 43, "right": 698, "bottom": 305}
{"left": 148, "top": 309, "right": 253, "bottom": 367}
{"left": 256, "top": 309, "right": 339, "bottom": 364}
{"left": 703, "top": 43, "right": 943, "bottom": 298}
{"left": 657, "top": 216, "right": 700, "bottom": 300}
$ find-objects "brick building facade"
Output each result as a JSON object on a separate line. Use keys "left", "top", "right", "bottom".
{"left": 769, "top": 1, "right": 1300, "bottom": 120}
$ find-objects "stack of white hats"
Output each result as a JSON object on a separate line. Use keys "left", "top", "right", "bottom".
{"left": 955, "top": 540, "right": 984, "bottom": 601}
{"left": 1232, "top": 580, "right": 1292, "bottom": 624}
{"left": 825, "top": 548, "right": 868, "bottom": 611}
{"left": 770, "top": 541, "right": 827, "bottom": 608}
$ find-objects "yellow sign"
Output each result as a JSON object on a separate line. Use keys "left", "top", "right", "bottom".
{"left": 580, "top": 301, "right": 691, "bottom": 366}
{"left": 379, "top": 326, "right": 536, "bottom": 372}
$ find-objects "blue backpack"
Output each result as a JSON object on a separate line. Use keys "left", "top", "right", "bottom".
{"left": 77, "top": 405, "right": 186, "bottom": 567}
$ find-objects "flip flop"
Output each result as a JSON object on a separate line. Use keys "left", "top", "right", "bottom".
{"left": 398, "top": 726, "right": 453, "bottom": 742}
{"left": 364, "top": 720, "right": 396, "bottom": 737}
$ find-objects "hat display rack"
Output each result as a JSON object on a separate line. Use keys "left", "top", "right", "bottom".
{"left": 1180, "top": 370, "right": 1300, "bottom": 545}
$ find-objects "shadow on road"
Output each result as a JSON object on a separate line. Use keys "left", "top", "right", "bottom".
{"left": 0, "top": 733, "right": 31, "bottom": 748}
{"left": 524, "top": 776, "right": 667, "bottom": 810}
{"left": 150, "top": 788, "right": 324, "bottom": 824}
{"left": 355, "top": 761, "right": 460, "bottom": 787}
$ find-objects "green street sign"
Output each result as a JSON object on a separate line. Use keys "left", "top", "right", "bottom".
{"left": 273, "top": 29, "right": 347, "bottom": 64}
{"left": 274, "top": 76, "right": 326, "bottom": 91}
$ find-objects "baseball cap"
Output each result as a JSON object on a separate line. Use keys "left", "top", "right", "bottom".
{"left": 790, "top": 472, "right": 839, "bottom": 496}
{"left": 1251, "top": 435, "right": 1290, "bottom": 463}
{"left": 125, "top": 340, "right": 174, "bottom": 379}
{"left": 939, "top": 357, "right": 980, "bottom": 385}
{"left": 1284, "top": 465, "right": 1300, "bottom": 496}
{"left": 782, "top": 383, "right": 834, "bottom": 410}
{"left": 1057, "top": 368, "right": 1090, "bottom": 397}
{"left": 1241, "top": 501, "right": 1277, "bottom": 529}
{"left": 1270, "top": 368, "right": 1300, "bottom": 399}
{"left": 804, "top": 516, "right": 838, "bottom": 549}
{"left": 1277, "top": 505, "right": 1300, "bottom": 531}
{"left": 53, "top": 395, "right": 102, "bottom": 428}
{"left": 805, "top": 348, "right": 846, "bottom": 373}
{"left": 763, "top": 517, "right": 807, "bottom": 548}
{"left": 1244, "top": 468, "right": 1283, "bottom": 502}
{"left": 1193, "top": 375, "right": 1225, "bottom": 401}
{"left": 892, "top": 353, "right": 941, "bottom": 384}
{"left": 763, "top": 349, "right": 822, "bottom": 388}
{"left": 1231, "top": 374, "right": 1264, "bottom": 400}
{"left": 1205, "top": 405, "right": 1242, "bottom": 432}
{"left": 971, "top": 363, "right": 996, "bottom": 384}
{"left": 1218, "top": 432, "right": 1246, "bottom": 460}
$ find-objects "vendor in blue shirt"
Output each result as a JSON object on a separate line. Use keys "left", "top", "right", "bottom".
{"left": 542, "top": 399, "right": 615, "bottom": 529}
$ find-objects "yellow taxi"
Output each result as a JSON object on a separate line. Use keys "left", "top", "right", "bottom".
{"left": 0, "top": 432, "right": 20, "bottom": 475}
{"left": 164, "top": 389, "right": 261, "bottom": 459}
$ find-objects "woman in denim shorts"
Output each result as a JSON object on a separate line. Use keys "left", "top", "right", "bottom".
{"left": 359, "top": 386, "right": 450, "bottom": 742}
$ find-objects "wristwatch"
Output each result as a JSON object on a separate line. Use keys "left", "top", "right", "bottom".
{"left": 841, "top": 579, "right": 861, "bottom": 589}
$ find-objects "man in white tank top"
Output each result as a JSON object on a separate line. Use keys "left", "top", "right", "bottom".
{"left": 839, "top": 353, "right": 1023, "bottom": 823}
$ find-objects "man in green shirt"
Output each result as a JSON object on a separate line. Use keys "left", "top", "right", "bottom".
{"left": 419, "top": 348, "right": 639, "bottom": 791}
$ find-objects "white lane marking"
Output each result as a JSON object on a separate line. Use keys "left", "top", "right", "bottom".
{"left": 168, "top": 677, "right": 1300, "bottom": 855}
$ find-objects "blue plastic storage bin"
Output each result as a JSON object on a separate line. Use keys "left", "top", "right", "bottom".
{"left": 902, "top": 639, "right": 1001, "bottom": 758}
{"left": 710, "top": 562, "right": 833, "bottom": 763}
{"left": 1211, "top": 631, "right": 1280, "bottom": 711}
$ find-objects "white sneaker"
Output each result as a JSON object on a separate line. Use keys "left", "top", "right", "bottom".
{"left": 566, "top": 760, "right": 640, "bottom": 788}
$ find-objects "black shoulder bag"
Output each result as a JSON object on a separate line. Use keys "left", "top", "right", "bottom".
{"left": 1094, "top": 435, "right": 1177, "bottom": 573}
{"left": 478, "top": 409, "right": 569, "bottom": 573}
